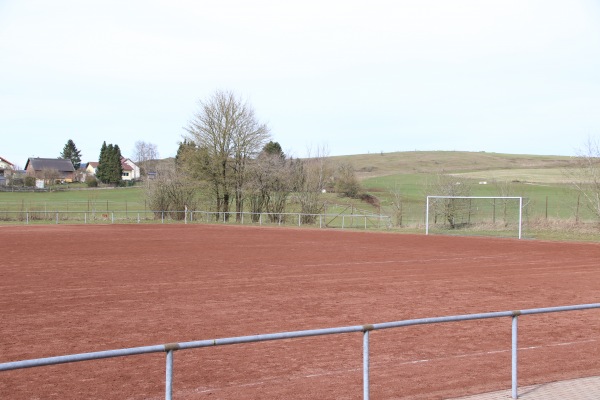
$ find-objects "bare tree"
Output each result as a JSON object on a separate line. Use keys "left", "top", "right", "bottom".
{"left": 292, "top": 146, "right": 332, "bottom": 223}
{"left": 389, "top": 183, "right": 405, "bottom": 227}
{"left": 427, "top": 174, "right": 472, "bottom": 229}
{"left": 492, "top": 179, "right": 517, "bottom": 227}
{"left": 145, "top": 160, "right": 198, "bottom": 220}
{"left": 565, "top": 137, "right": 600, "bottom": 223}
{"left": 134, "top": 141, "right": 159, "bottom": 177}
{"left": 41, "top": 168, "right": 60, "bottom": 185}
{"left": 183, "top": 90, "right": 270, "bottom": 221}
{"left": 334, "top": 162, "right": 361, "bottom": 198}
{"left": 245, "top": 147, "right": 295, "bottom": 222}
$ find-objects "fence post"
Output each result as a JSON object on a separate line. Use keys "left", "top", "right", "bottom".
{"left": 363, "top": 327, "right": 372, "bottom": 400}
{"left": 512, "top": 313, "right": 519, "bottom": 399}
{"left": 298, "top": 213, "right": 301, "bottom": 227}
{"left": 56, "top": 212, "right": 59, "bottom": 224}
{"left": 165, "top": 350, "right": 174, "bottom": 400}
{"left": 111, "top": 212, "right": 114, "bottom": 224}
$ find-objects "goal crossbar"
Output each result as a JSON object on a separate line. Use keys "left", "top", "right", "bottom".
{"left": 426, "top": 196, "right": 523, "bottom": 239}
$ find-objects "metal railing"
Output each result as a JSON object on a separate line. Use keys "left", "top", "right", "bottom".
{"left": 2, "top": 303, "right": 599, "bottom": 399}
{"left": 0, "top": 210, "right": 392, "bottom": 230}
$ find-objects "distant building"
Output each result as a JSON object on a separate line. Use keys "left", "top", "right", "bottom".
{"left": 82, "top": 159, "right": 140, "bottom": 182}
{"left": 25, "top": 158, "right": 75, "bottom": 183}
{"left": 120, "top": 157, "right": 140, "bottom": 181}
{"left": 0, "top": 157, "right": 15, "bottom": 180}
{"left": 83, "top": 162, "right": 99, "bottom": 181}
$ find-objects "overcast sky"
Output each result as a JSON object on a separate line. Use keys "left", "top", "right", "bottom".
{"left": 1, "top": 0, "right": 599, "bottom": 167}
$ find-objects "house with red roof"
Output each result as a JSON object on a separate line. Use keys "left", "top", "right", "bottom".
{"left": 120, "top": 157, "right": 140, "bottom": 181}
{"left": 0, "top": 156, "right": 15, "bottom": 185}
{"left": 83, "top": 158, "right": 140, "bottom": 181}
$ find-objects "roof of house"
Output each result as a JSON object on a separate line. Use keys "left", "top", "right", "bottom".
{"left": 0, "top": 157, "right": 14, "bottom": 166}
{"left": 87, "top": 162, "right": 99, "bottom": 168}
{"left": 120, "top": 157, "right": 134, "bottom": 171}
{"left": 25, "top": 158, "right": 75, "bottom": 172}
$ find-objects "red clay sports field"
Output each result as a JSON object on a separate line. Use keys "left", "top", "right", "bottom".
{"left": 1, "top": 224, "right": 599, "bottom": 399}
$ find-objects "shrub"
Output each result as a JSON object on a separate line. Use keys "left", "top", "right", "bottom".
{"left": 334, "top": 163, "right": 362, "bottom": 198}
{"left": 24, "top": 176, "right": 36, "bottom": 187}
{"left": 86, "top": 176, "right": 98, "bottom": 188}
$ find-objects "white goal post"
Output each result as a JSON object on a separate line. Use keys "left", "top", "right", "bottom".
{"left": 426, "top": 196, "right": 523, "bottom": 239}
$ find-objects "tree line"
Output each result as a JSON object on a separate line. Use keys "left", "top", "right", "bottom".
{"left": 146, "top": 90, "right": 362, "bottom": 221}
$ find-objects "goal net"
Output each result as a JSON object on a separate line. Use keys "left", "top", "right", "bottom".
{"left": 426, "top": 196, "right": 524, "bottom": 239}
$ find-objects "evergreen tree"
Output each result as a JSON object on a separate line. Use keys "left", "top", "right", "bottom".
{"left": 175, "top": 139, "right": 196, "bottom": 168}
{"left": 262, "top": 141, "right": 285, "bottom": 159}
{"left": 60, "top": 139, "right": 82, "bottom": 169}
{"left": 96, "top": 141, "right": 109, "bottom": 183}
{"left": 96, "top": 142, "right": 123, "bottom": 185}
{"left": 110, "top": 145, "right": 124, "bottom": 184}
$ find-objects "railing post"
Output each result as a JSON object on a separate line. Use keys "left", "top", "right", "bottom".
{"left": 363, "top": 325, "right": 373, "bottom": 400}
{"left": 512, "top": 312, "right": 519, "bottom": 399}
{"left": 165, "top": 350, "right": 174, "bottom": 400}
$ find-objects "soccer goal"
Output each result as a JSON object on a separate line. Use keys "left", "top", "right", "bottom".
{"left": 426, "top": 196, "right": 524, "bottom": 239}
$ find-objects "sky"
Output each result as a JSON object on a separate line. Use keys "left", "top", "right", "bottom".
{"left": 1, "top": 0, "right": 600, "bottom": 168}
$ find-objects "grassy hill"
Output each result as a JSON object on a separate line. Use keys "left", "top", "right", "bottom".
{"left": 325, "top": 151, "right": 599, "bottom": 240}
{"left": 330, "top": 150, "right": 576, "bottom": 181}
{"left": 329, "top": 151, "right": 583, "bottom": 218}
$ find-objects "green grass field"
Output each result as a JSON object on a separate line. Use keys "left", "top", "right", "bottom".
{"left": 0, "top": 151, "right": 597, "bottom": 241}
{"left": 0, "top": 187, "right": 146, "bottom": 212}
{"left": 338, "top": 151, "right": 596, "bottom": 240}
